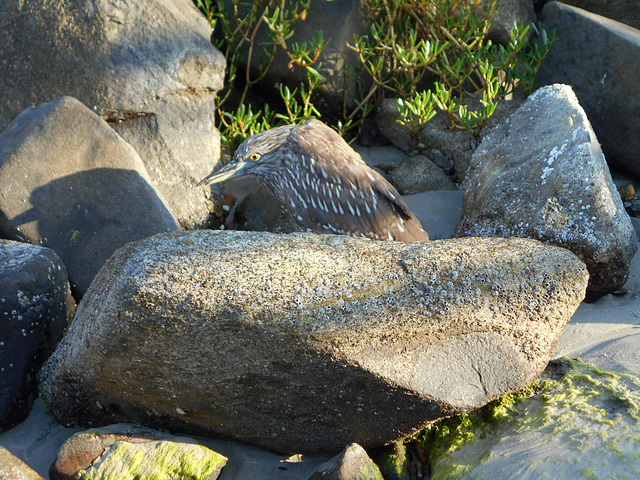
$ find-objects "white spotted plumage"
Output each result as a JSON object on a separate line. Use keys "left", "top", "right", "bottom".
{"left": 210, "top": 119, "right": 429, "bottom": 242}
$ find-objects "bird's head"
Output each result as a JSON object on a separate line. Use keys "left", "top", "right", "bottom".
{"left": 197, "top": 124, "right": 295, "bottom": 186}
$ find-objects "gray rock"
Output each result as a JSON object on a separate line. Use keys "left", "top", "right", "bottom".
{"left": 536, "top": 2, "right": 640, "bottom": 177}
{"left": 40, "top": 230, "right": 587, "bottom": 454}
{"left": 110, "top": 96, "right": 222, "bottom": 229}
{"left": 307, "top": 443, "right": 383, "bottom": 480}
{"left": 0, "top": 446, "right": 44, "bottom": 480}
{"left": 0, "top": 0, "right": 225, "bottom": 228}
{"left": 455, "top": 84, "right": 637, "bottom": 300}
{"left": 487, "top": 0, "right": 537, "bottom": 46}
{"left": 50, "top": 424, "right": 227, "bottom": 480}
{"left": 391, "top": 155, "right": 457, "bottom": 194}
{"left": 0, "top": 96, "right": 180, "bottom": 296}
{"left": 375, "top": 94, "right": 525, "bottom": 184}
{"left": 555, "top": 0, "right": 640, "bottom": 31}
{"left": 354, "top": 145, "right": 406, "bottom": 173}
{"left": 223, "top": 0, "right": 367, "bottom": 116}
{"left": 0, "top": 240, "right": 73, "bottom": 430}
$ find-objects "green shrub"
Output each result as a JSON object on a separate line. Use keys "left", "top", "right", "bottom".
{"left": 195, "top": 0, "right": 555, "bottom": 155}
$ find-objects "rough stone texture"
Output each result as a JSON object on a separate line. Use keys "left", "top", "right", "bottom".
{"left": 551, "top": 0, "right": 640, "bottom": 31}
{"left": 0, "top": 446, "right": 45, "bottom": 480}
{"left": 50, "top": 424, "right": 226, "bottom": 480}
{"left": 308, "top": 443, "right": 383, "bottom": 480}
{"left": 41, "top": 230, "right": 588, "bottom": 454}
{"left": 0, "top": 97, "right": 180, "bottom": 296}
{"left": 0, "top": 0, "right": 225, "bottom": 228}
{"left": 0, "top": 240, "right": 73, "bottom": 431}
{"left": 391, "top": 155, "right": 457, "bottom": 194}
{"left": 455, "top": 84, "right": 637, "bottom": 300}
{"left": 536, "top": 2, "right": 640, "bottom": 177}
{"left": 488, "top": 0, "right": 537, "bottom": 46}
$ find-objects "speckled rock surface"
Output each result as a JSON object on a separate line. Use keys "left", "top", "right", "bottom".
{"left": 0, "top": 240, "right": 72, "bottom": 430}
{"left": 0, "top": 446, "right": 45, "bottom": 480}
{"left": 455, "top": 84, "right": 637, "bottom": 300}
{"left": 40, "top": 230, "right": 588, "bottom": 453}
{"left": 0, "top": 96, "right": 180, "bottom": 296}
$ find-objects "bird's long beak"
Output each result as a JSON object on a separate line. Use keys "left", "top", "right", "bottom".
{"left": 196, "top": 160, "right": 248, "bottom": 186}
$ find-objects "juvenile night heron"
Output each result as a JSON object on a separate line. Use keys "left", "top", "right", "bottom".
{"left": 198, "top": 119, "right": 429, "bottom": 242}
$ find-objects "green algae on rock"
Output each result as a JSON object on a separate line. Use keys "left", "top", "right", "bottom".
{"left": 79, "top": 440, "right": 227, "bottom": 480}
{"left": 427, "top": 358, "right": 640, "bottom": 479}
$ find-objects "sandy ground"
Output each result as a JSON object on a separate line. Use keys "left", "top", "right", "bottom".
{"left": 1, "top": 188, "right": 638, "bottom": 479}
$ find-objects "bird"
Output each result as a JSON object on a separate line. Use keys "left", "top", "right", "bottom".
{"left": 198, "top": 119, "right": 429, "bottom": 242}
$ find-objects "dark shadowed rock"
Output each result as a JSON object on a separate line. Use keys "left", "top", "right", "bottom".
{"left": 553, "top": 0, "right": 640, "bottom": 31}
{"left": 0, "top": 97, "right": 179, "bottom": 296}
{"left": 455, "top": 84, "right": 637, "bottom": 300}
{"left": 40, "top": 230, "right": 587, "bottom": 453}
{"left": 487, "top": 0, "right": 537, "bottom": 46}
{"left": 391, "top": 155, "right": 457, "bottom": 194}
{"left": 219, "top": 0, "right": 367, "bottom": 117}
{"left": 536, "top": 2, "right": 640, "bottom": 177}
{"left": 50, "top": 424, "right": 226, "bottom": 480}
{"left": 307, "top": 443, "right": 383, "bottom": 480}
{"left": 0, "top": 0, "right": 225, "bottom": 228}
{"left": 0, "top": 240, "right": 73, "bottom": 430}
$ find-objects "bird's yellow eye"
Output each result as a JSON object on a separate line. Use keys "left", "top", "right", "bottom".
{"left": 250, "top": 153, "right": 261, "bottom": 161}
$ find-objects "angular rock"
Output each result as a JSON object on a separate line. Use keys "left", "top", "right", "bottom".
{"left": 0, "top": 0, "right": 225, "bottom": 228}
{"left": 536, "top": 2, "right": 640, "bottom": 177}
{"left": 0, "top": 96, "right": 180, "bottom": 296}
{"left": 50, "top": 424, "right": 226, "bottom": 480}
{"left": 455, "top": 84, "right": 637, "bottom": 300}
{"left": 308, "top": 443, "right": 383, "bottom": 480}
{"left": 555, "top": 0, "right": 640, "bottom": 31}
{"left": 487, "top": 0, "right": 537, "bottom": 46}
{"left": 40, "top": 230, "right": 588, "bottom": 453}
{"left": 391, "top": 155, "right": 457, "bottom": 194}
{"left": 375, "top": 94, "right": 525, "bottom": 184}
{"left": 375, "top": 100, "right": 477, "bottom": 180}
{"left": 0, "top": 446, "right": 45, "bottom": 480}
{"left": 0, "top": 240, "right": 73, "bottom": 430}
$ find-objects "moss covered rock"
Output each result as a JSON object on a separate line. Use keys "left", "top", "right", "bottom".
{"left": 429, "top": 358, "right": 640, "bottom": 479}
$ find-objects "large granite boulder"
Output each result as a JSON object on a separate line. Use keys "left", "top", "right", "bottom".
{"left": 536, "top": 2, "right": 640, "bottom": 178}
{"left": 0, "top": 0, "right": 225, "bottom": 228}
{"left": 40, "top": 230, "right": 588, "bottom": 454}
{"left": 0, "top": 96, "right": 180, "bottom": 296}
{"left": 0, "top": 240, "right": 72, "bottom": 430}
{"left": 455, "top": 84, "right": 637, "bottom": 300}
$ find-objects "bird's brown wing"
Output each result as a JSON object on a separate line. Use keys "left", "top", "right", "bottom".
{"left": 286, "top": 123, "right": 428, "bottom": 241}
